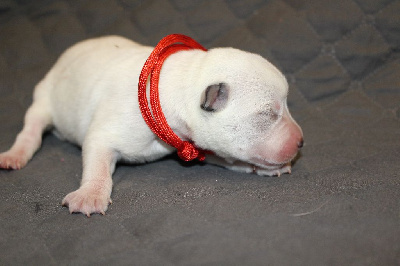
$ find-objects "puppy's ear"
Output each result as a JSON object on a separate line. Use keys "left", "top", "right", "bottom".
{"left": 201, "top": 83, "right": 229, "bottom": 112}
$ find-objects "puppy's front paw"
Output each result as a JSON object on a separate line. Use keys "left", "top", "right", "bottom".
{"left": 0, "top": 150, "right": 28, "bottom": 170}
{"left": 255, "top": 164, "right": 292, "bottom": 177}
{"left": 62, "top": 185, "right": 112, "bottom": 217}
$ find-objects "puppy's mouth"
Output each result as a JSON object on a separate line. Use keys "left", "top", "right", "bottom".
{"left": 250, "top": 157, "right": 291, "bottom": 169}
{"left": 251, "top": 163, "right": 292, "bottom": 172}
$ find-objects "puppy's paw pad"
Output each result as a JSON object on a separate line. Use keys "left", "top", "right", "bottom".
{"left": 0, "top": 151, "right": 28, "bottom": 170}
{"left": 62, "top": 188, "right": 111, "bottom": 217}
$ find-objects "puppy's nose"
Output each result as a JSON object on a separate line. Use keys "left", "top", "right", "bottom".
{"left": 297, "top": 139, "right": 304, "bottom": 148}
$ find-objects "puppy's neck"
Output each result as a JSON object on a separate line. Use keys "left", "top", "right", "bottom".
{"left": 157, "top": 49, "right": 207, "bottom": 141}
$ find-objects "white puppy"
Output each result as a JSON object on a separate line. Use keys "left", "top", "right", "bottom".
{"left": 0, "top": 36, "right": 303, "bottom": 216}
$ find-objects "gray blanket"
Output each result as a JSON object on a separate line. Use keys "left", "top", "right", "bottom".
{"left": 1, "top": 0, "right": 399, "bottom": 265}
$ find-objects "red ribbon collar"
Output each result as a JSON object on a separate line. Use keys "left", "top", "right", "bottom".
{"left": 138, "top": 34, "right": 208, "bottom": 161}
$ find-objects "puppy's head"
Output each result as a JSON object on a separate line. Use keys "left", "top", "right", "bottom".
{"left": 188, "top": 48, "right": 303, "bottom": 172}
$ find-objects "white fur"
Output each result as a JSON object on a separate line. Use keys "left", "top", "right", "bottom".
{"left": 0, "top": 36, "right": 303, "bottom": 216}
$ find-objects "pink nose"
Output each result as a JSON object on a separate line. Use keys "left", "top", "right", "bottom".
{"left": 251, "top": 108, "right": 303, "bottom": 165}
{"left": 298, "top": 138, "right": 304, "bottom": 148}
{"left": 276, "top": 122, "right": 303, "bottom": 162}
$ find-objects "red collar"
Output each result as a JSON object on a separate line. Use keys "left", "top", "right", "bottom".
{"left": 138, "top": 34, "right": 208, "bottom": 161}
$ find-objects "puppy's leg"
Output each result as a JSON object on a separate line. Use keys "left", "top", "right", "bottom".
{"left": 62, "top": 140, "right": 118, "bottom": 217}
{"left": 0, "top": 82, "right": 52, "bottom": 169}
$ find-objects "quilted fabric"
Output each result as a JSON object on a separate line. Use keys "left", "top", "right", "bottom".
{"left": 0, "top": 0, "right": 399, "bottom": 265}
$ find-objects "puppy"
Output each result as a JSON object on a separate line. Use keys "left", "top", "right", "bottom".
{"left": 0, "top": 36, "right": 303, "bottom": 216}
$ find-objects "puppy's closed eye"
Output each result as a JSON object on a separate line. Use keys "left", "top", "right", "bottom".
{"left": 258, "top": 109, "right": 280, "bottom": 121}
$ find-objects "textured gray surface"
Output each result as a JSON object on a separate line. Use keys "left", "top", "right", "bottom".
{"left": 0, "top": 0, "right": 399, "bottom": 265}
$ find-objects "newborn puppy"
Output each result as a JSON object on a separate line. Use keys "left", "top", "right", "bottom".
{"left": 0, "top": 36, "right": 303, "bottom": 216}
